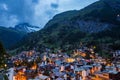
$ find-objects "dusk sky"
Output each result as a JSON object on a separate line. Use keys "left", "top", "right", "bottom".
{"left": 0, "top": 0, "right": 98, "bottom": 28}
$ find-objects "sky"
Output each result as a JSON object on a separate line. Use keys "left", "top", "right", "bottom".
{"left": 0, "top": 0, "right": 98, "bottom": 28}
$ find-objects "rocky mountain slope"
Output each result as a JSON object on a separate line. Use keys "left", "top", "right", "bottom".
{"left": 13, "top": 0, "right": 120, "bottom": 51}
{"left": 9, "top": 23, "right": 40, "bottom": 33}
{"left": 0, "top": 23, "right": 40, "bottom": 49}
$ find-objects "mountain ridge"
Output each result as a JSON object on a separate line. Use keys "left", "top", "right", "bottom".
{"left": 9, "top": 23, "right": 40, "bottom": 33}
{"left": 0, "top": 23, "right": 40, "bottom": 49}
{"left": 0, "top": 26, "right": 25, "bottom": 48}
{"left": 10, "top": 0, "right": 120, "bottom": 52}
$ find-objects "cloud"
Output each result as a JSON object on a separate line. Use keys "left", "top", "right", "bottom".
{"left": 0, "top": 0, "right": 36, "bottom": 27}
{"left": 51, "top": 3, "right": 59, "bottom": 9}
{"left": 57, "top": 0, "right": 99, "bottom": 12}
{"left": 33, "top": 0, "right": 59, "bottom": 27}
{"left": 2, "top": 3, "right": 8, "bottom": 11}
{"left": 0, "top": 15, "right": 18, "bottom": 27}
{"left": 0, "top": 0, "right": 98, "bottom": 28}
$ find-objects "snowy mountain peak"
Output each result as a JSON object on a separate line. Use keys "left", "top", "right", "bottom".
{"left": 14, "top": 23, "right": 40, "bottom": 33}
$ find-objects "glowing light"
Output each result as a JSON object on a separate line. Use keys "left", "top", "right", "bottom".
{"left": 31, "top": 63, "right": 37, "bottom": 70}
{"left": 4, "top": 64, "right": 7, "bottom": 67}
{"left": 117, "top": 14, "right": 120, "bottom": 17}
{"left": 66, "top": 58, "right": 75, "bottom": 63}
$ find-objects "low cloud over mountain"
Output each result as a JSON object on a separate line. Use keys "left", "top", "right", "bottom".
{"left": 0, "top": 0, "right": 98, "bottom": 28}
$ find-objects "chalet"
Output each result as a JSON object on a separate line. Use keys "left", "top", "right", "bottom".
{"left": 113, "top": 50, "right": 120, "bottom": 57}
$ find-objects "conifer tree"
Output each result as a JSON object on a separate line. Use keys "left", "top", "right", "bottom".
{"left": 0, "top": 42, "right": 7, "bottom": 68}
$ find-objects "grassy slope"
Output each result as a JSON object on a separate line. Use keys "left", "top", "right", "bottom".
{"left": 0, "top": 27, "right": 25, "bottom": 48}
